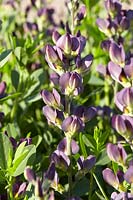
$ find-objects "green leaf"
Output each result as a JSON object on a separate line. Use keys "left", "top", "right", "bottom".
{"left": 32, "top": 135, "right": 42, "bottom": 148}
{"left": 10, "top": 144, "right": 36, "bottom": 176}
{"left": 0, "top": 92, "right": 21, "bottom": 103}
{"left": 96, "top": 149, "right": 110, "bottom": 166}
{"left": 73, "top": 177, "right": 89, "bottom": 196}
{"left": 82, "top": 134, "right": 96, "bottom": 150}
{"left": 88, "top": 75, "right": 104, "bottom": 86}
{"left": 14, "top": 47, "right": 22, "bottom": 61}
{"left": 6, "top": 123, "right": 20, "bottom": 138}
{"left": 11, "top": 69, "right": 20, "bottom": 90}
{"left": 0, "top": 133, "right": 13, "bottom": 169}
{"left": 0, "top": 49, "right": 12, "bottom": 68}
{"left": 79, "top": 133, "right": 87, "bottom": 157}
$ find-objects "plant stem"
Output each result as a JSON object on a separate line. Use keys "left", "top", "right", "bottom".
{"left": 71, "top": 0, "right": 75, "bottom": 35}
{"left": 66, "top": 134, "right": 72, "bottom": 198}
{"left": 93, "top": 173, "right": 109, "bottom": 200}
{"left": 89, "top": 172, "right": 94, "bottom": 200}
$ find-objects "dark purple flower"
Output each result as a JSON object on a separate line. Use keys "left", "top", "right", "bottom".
{"left": 109, "top": 42, "right": 125, "bottom": 67}
{"left": 77, "top": 155, "right": 96, "bottom": 171}
{"left": 124, "top": 166, "right": 133, "bottom": 184}
{"left": 51, "top": 150, "right": 70, "bottom": 169}
{"left": 104, "top": 0, "right": 121, "bottom": 15}
{"left": 24, "top": 167, "right": 36, "bottom": 183}
{"left": 57, "top": 137, "right": 79, "bottom": 154}
{"left": 59, "top": 72, "right": 83, "bottom": 96}
{"left": 18, "top": 138, "right": 32, "bottom": 146}
{"left": 115, "top": 87, "right": 133, "bottom": 115}
{"left": 77, "top": 4, "right": 86, "bottom": 21}
{"left": 35, "top": 177, "right": 43, "bottom": 198}
{"left": 61, "top": 115, "right": 84, "bottom": 136}
{"left": 112, "top": 114, "right": 133, "bottom": 140}
{"left": 106, "top": 143, "right": 127, "bottom": 165}
{"left": 49, "top": 73, "right": 60, "bottom": 86}
{"left": 96, "top": 18, "right": 113, "bottom": 37}
{"left": 102, "top": 168, "right": 119, "bottom": 189}
{"left": 107, "top": 61, "right": 130, "bottom": 87}
{"left": 56, "top": 33, "right": 72, "bottom": 55}
{"left": 75, "top": 54, "right": 93, "bottom": 74}
{"left": 41, "top": 88, "right": 63, "bottom": 110}
{"left": 74, "top": 106, "right": 97, "bottom": 122}
{"left": 96, "top": 106, "right": 112, "bottom": 117}
{"left": 43, "top": 105, "right": 64, "bottom": 128}
{"left": 101, "top": 39, "right": 111, "bottom": 51}
{"left": 45, "top": 45, "right": 64, "bottom": 75}
{"left": 52, "top": 30, "right": 61, "bottom": 44}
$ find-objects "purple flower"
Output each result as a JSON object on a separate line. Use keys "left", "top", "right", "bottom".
{"left": 43, "top": 105, "right": 64, "bottom": 128}
{"left": 77, "top": 155, "right": 96, "bottom": 172}
{"left": 24, "top": 167, "right": 36, "bottom": 183}
{"left": 112, "top": 114, "right": 133, "bottom": 140}
{"left": 106, "top": 143, "right": 127, "bottom": 165}
{"left": 57, "top": 137, "right": 79, "bottom": 154}
{"left": 61, "top": 115, "right": 84, "bottom": 136}
{"left": 111, "top": 192, "right": 133, "bottom": 200}
{"left": 49, "top": 73, "right": 60, "bottom": 86}
{"left": 101, "top": 39, "right": 111, "bottom": 52}
{"left": 96, "top": 18, "right": 113, "bottom": 37}
{"left": 74, "top": 106, "right": 97, "bottom": 122}
{"left": 102, "top": 168, "right": 119, "bottom": 189}
{"left": 108, "top": 61, "right": 131, "bottom": 87}
{"left": 51, "top": 150, "right": 70, "bottom": 169}
{"left": 124, "top": 166, "right": 133, "bottom": 184}
{"left": 109, "top": 42, "right": 125, "bottom": 67}
{"left": 34, "top": 178, "right": 43, "bottom": 198}
{"left": 104, "top": 0, "right": 121, "bottom": 15}
{"left": 41, "top": 88, "right": 63, "bottom": 110}
{"left": 115, "top": 87, "right": 133, "bottom": 115}
{"left": 77, "top": 4, "right": 86, "bottom": 21}
{"left": 45, "top": 45, "right": 64, "bottom": 75}
{"left": 59, "top": 72, "right": 83, "bottom": 96}
{"left": 75, "top": 54, "right": 93, "bottom": 74}
{"left": 56, "top": 33, "right": 72, "bottom": 55}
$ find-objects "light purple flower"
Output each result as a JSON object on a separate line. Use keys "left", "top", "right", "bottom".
{"left": 124, "top": 166, "right": 133, "bottom": 184}
{"left": 102, "top": 168, "right": 119, "bottom": 189}
{"left": 106, "top": 143, "right": 127, "bottom": 165}
{"left": 115, "top": 87, "right": 133, "bottom": 115}
{"left": 51, "top": 150, "right": 70, "bottom": 169}
{"left": 77, "top": 155, "right": 96, "bottom": 171}
{"left": 57, "top": 137, "right": 79, "bottom": 154}
{"left": 59, "top": 72, "right": 83, "bottom": 96}
{"left": 74, "top": 106, "right": 97, "bottom": 122}
{"left": 109, "top": 42, "right": 125, "bottom": 67}
{"left": 112, "top": 114, "right": 133, "bottom": 140}
{"left": 61, "top": 115, "right": 84, "bottom": 136}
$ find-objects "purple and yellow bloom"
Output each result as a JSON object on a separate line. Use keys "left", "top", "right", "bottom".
{"left": 43, "top": 105, "right": 64, "bottom": 128}
{"left": 24, "top": 167, "right": 36, "bottom": 184}
{"left": 51, "top": 150, "right": 70, "bottom": 169}
{"left": 74, "top": 105, "right": 97, "bottom": 122}
{"left": 75, "top": 54, "right": 93, "bottom": 74}
{"left": 61, "top": 115, "right": 84, "bottom": 136}
{"left": 115, "top": 87, "right": 133, "bottom": 115}
{"left": 59, "top": 72, "right": 83, "bottom": 96}
{"left": 109, "top": 42, "right": 125, "bottom": 67}
{"left": 41, "top": 88, "right": 63, "bottom": 110}
{"left": 124, "top": 166, "right": 133, "bottom": 184}
{"left": 102, "top": 168, "right": 119, "bottom": 189}
{"left": 57, "top": 137, "right": 79, "bottom": 155}
{"left": 112, "top": 114, "right": 133, "bottom": 140}
{"left": 77, "top": 155, "right": 96, "bottom": 172}
{"left": 106, "top": 143, "right": 127, "bottom": 165}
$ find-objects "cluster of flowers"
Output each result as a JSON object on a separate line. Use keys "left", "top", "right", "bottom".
{"left": 38, "top": 23, "right": 97, "bottom": 198}
{"left": 97, "top": 0, "right": 133, "bottom": 198}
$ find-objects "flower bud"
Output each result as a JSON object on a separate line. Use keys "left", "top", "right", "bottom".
{"left": 77, "top": 155, "right": 96, "bottom": 171}
{"left": 115, "top": 87, "right": 133, "bottom": 115}
{"left": 59, "top": 72, "right": 83, "bottom": 96}
{"left": 61, "top": 115, "right": 84, "bottom": 137}
{"left": 74, "top": 106, "right": 96, "bottom": 122}
{"left": 102, "top": 168, "right": 119, "bottom": 189}
{"left": 24, "top": 167, "right": 36, "bottom": 184}
{"left": 106, "top": 143, "right": 127, "bottom": 165}
{"left": 109, "top": 42, "right": 125, "bottom": 67}
{"left": 112, "top": 114, "right": 133, "bottom": 140}
{"left": 56, "top": 33, "right": 72, "bottom": 55}
{"left": 51, "top": 150, "right": 70, "bottom": 169}
{"left": 45, "top": 44, "right": 59, "bottom": 63}
{"left": 35, "top": 178, "right": 43, "bottom": 198}
{"left": 41, "top": 89, "right": 63, "bottom": 110}
{"left": 124, "top": 166, "right": 133, "bottom": 184}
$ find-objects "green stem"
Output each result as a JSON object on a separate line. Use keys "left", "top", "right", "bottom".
{"left": 93, "top": 173, "right": 109, "bottom": 200}
{"left": 89, "top": 172, "right": 94, "bottom": 200}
